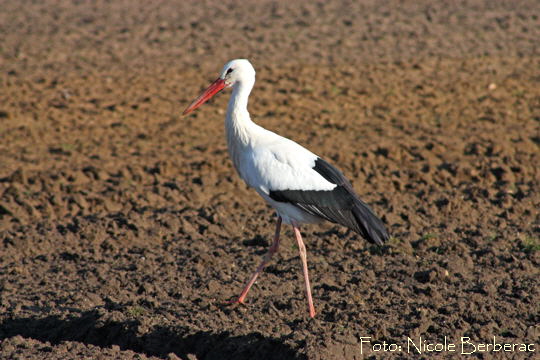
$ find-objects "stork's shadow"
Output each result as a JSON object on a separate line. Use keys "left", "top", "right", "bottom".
{"left": 0, "top": 310, "right": 303, "bottom": 360}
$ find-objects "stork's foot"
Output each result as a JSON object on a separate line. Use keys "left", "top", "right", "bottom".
{"left": 226, "top": 297, "right": 246, "bottom": 305}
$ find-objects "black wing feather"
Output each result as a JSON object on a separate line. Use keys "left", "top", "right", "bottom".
{"left": 269, "top": 158, "right": 389, "bottom": 245}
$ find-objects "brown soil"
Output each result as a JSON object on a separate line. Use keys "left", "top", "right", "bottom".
{"left": 1, "top": 1, "right": 539, "bottom": 359}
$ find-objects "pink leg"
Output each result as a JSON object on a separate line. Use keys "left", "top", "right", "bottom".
{"left": 230, "top": 216, "right": 282, "bottom": 304}
{"left": 292, "top": 223, "right": 316, "bottom": 318}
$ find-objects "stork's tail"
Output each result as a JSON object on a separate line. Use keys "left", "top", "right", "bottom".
{"left": 351, "top": 198, "right": 389, "bottom": 246}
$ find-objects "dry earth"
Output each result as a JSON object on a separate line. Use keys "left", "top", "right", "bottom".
{"left": 0, "top": 1, "right": 539, "bottom": 359}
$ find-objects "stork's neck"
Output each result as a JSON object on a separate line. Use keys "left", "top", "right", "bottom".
{"left": 226, "top": 77, "right": 257, "bottom": 147}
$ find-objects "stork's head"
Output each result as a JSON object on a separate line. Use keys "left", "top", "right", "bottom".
{"left": 183, "top": 59, "right": 255, "bottom": 115}
{"left": 220, "top": 59, "right": 256, "bottom": 87}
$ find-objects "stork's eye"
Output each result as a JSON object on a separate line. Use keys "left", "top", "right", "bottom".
{"left": 226, "top": 68, "right": 233, "bottom": 75}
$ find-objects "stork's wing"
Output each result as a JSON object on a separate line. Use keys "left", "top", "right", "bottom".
{"left": 270, "top": 157, "right": 388, "bottom": 245}
{"left": 242, "top": 138, "right": 389, "bottom": 245}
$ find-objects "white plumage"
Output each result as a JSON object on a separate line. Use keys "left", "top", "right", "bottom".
{"left": 183, "top": 59, "right": 389, "bottom": 318}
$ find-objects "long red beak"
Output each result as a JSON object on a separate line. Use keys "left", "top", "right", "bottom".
{"left": 183, "top": 78, "right": 226, "bottom": 115}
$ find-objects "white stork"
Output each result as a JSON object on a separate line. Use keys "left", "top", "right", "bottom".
{"left": 183, "top": 59, "right": 389, "bottom": 318}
